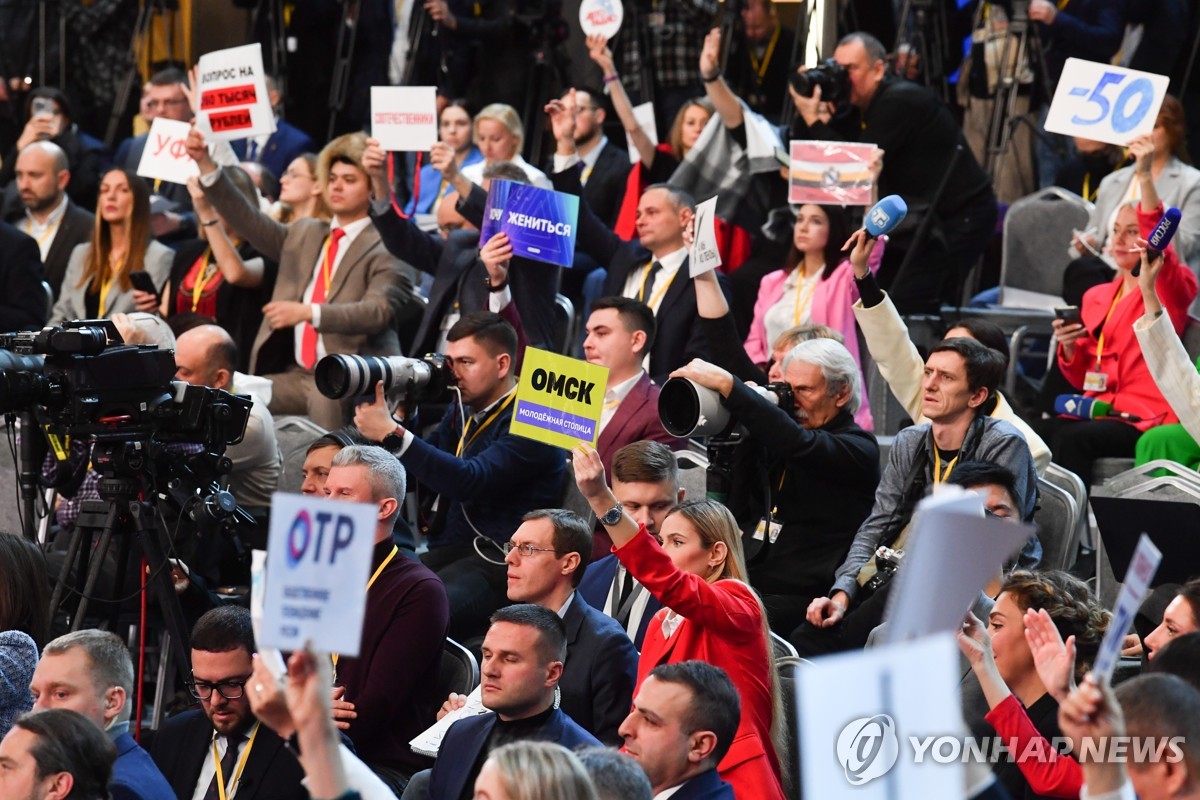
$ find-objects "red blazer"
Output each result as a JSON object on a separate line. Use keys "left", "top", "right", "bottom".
{"left": 616, "top": 528, "right": 785, "bottom": 800}
{"left": 597, "top": 373, "right": 687, "bottom": 479}
{"left": 1058, "top": 202, "right": 1198, "bottom": 431}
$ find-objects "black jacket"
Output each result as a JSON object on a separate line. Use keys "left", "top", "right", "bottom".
{"left": 0, "top": 221, "right": 47, "bottom": 331}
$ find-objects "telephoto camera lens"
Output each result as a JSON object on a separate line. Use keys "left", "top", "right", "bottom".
{"left": 315, "top": 354, "right": 455, "bottom": 402}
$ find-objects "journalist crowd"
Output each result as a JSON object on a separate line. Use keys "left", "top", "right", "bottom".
{"left": 2, "top": 0, "right": 1200, "bottom": 799}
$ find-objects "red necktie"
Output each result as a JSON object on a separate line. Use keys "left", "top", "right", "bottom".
{"left": 301, "top": 228, "right": 346, "bottom": 370}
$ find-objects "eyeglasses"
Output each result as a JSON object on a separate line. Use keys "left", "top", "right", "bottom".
{"left": 282, "top": 168, "right": 313, "bottom": 180}
{"left": 188, "top": 676, "right": 251, "bottom": 700}
{"left": 502, "top": 541, "right": 560, "bottom": 558}
{"left": 143, "top": 97, "right": 187, "bottom": 111}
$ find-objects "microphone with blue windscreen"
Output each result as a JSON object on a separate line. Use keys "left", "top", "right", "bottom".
{"left": 865, "top": 195, "right": 908, "bottom": 239}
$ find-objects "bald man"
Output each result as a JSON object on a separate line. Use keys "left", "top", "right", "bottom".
{"left": 4, "top": 141, "right": 94, "bottom": 298}
{"left": 174, "top": 324, "right": 281, "bottom": 512}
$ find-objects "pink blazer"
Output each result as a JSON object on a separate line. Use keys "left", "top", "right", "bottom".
{"left": 744, "top": 245, "right": 884, "bottom": 431}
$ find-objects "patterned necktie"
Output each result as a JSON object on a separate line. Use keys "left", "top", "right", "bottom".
{"left": 301, "top": 227, "right": 346, "bottom": 369}
{"left": 202, "top": 732, "right": 245, "bottom": 800}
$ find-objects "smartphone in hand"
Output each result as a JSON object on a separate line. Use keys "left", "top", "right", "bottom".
{"left": 1054, "top": 306, "right": 1082, "bottom": 326}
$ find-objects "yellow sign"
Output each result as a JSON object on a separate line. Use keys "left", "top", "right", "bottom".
{"left": 510, "top": 347, "right": 610, "bottom": 450}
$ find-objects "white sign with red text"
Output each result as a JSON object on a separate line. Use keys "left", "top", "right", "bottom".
{"left": 579, "top": 0, "right": 623, "bottom": 38}
{"left": 371, "top": 86, "right": 439, "bottom": 152}
{"left": 196, "top": 43, "right": 276, "bottom": 142}
{"left": 136, "top": 118, "right": 200, "bottom": 186}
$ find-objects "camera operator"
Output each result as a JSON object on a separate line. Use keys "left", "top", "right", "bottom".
{"left": 790, "top": 33, "right": 997, "bottom": 314}
{"left": 353, "top": 311, "right": 564, "bottom": 642}
{"left": 791, "top": 337, "right": 1040, "bottom": 657}
{"left": 173, "top": 325, "right": 280, "bottom": 520}
{"left": 668, "top": 342, "right": 879, "bottom": 636}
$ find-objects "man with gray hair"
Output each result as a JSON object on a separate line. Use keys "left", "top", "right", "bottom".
{"left": 669, "top": 339, "right": 881, "bottom": 635}
{"left": 4, "top": 140, "right": 93, "bottom": 298}
{"left": 29, "top": 630, "right": 173, "bottom": 800}
{"left": 323, "top": 445, "right": 449, "bottom": 793}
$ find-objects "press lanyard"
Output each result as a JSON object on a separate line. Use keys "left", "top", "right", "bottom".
{"left": 933, "top": 448, "right": 959, "bottom": 485}
{"left": 748, "top": 24, "right": 782, "bottom": 82}
{"left": 771, "top": 467, "right": 788, "bottom": 517}
{"left": 457, "top": 392, "right": 516, "bottom": 456}
{"left": 331, "top": 546, "right": 399, "bottom": 671}
{"left": 98, "top": 256, "right": 125, "bottom": 317}
{"left": 212, "top": 722, "right": 260, "bottom": 800}
{"left": 581, "top": 163, "right": 595, "bottom": 185}
{"left": 792, "top": 270, "right": 820, "bottom": 325}
{"left": 191, "top": 247, "right": 217, "bottom": 312}
{"left": 1094, "top": 283, "right": 1125, "bottom": 368}
{"left": 637, "top": 261, "right": 676, "bottom": 311}
{"left": 1056, "top": 0, "right": 1069, "bottom": 9}
{"left": 25, "top": 217, "right": 59, "bottom": 247}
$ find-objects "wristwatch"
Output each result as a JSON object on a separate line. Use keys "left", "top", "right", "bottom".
{"left": 598, "top": 502, "right": 623, "bottom": 526}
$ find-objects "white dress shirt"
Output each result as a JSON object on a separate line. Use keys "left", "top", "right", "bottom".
{"left": 23, "top": 195, "right": 68, "bottom": 260}
{"left": 295, "top": 215, "right": 373, "bottom": 368}
{"left": 621, "top": 247, "right": 687, "bottom": 313}
{"left": 190, "top": 726, "right": 255, "bottom": 800}
{"left": 599, "top": 370, "right": 644, "bottom": 433}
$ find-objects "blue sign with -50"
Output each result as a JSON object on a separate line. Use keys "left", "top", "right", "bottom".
{"left": 1045, "top": 59, "right": 1171, "bottom": 147}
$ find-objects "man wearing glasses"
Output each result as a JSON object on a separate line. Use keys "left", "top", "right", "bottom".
{"left": 150, "top": 606, "right": 308, "bottom": 800}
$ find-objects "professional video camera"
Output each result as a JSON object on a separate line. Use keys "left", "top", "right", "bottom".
{"left": 0, "top": 320, "right": 251, "bottom": 452}
{"left": 658, "top": 377, "right": 795, "bottom": 439}
{"left": 315, "top": 353, "right": 456, "bottom": 403}
{"left": 790, "top": 59, "right": 850, "bottom": 107}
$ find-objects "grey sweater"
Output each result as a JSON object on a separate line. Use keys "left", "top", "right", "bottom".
{"left": 830, "top": 416, "right": 1041, "bottom": 601}
{"left": 0, "top": 630, "right": 37, "bottom": 737}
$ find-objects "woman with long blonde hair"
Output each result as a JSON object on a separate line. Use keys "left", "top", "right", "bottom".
{"left": 50, "top": 167, "right": 172, "bottom": 324}
{"left": 473, "top": 741, "right": 599, "bottom": 800}
{"left": 573, "top": 445, "right": 786, "bottom": 800}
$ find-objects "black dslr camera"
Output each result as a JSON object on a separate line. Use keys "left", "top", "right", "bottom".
{"left": 790, "top": 59, "right": 851, "bottom": 107}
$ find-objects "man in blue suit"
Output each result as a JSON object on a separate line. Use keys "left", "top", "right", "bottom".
{"left": 619, "top": 661, "right": 739, "bottom": 800}
{"left": 577, "top": 441, "right": 680, "bottom": 649}
{"left": 30, "top": 630, "right": 174, "bottom": 800}
{"left": 230, "top": 76, "right": 316, "bottom": 180}
{"left": 502, "top": 509, "right": 637, "bottom": 745}
{"left": 427, "top": 605, "right": 600, "bottom": 800}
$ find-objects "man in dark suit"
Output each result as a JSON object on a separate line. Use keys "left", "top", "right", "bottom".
{"left": 577, "top": 441, "right": 677, "bottom": 649}
{"left": 114, "top": 68, "right": 198, "bottom": 243}
{"left": 546, "top": 95, "right": 708, "bottom": 384}
{"left": 427, "top": 605, "right": 601, "bottom": 800}
{"left": 0, "top": 221, "right": 47, "bottom": 331}
{"left": 620, "top": 661, "right": 739, "bottom": 799}
{"left": 229, "top": 77, "right": 316, "bottom": 181}
{"left": 584, "top": 296, "right": 686, "bottom": 480}
{"left": 30, "top": 630, "right": 173, "bottom": 800}
{"left": 363, "top": 141, "right": 558, "bottom": 358}
{"left": 354, "top": 313, "right": 564, "bottom": 642}
{"left": 191, "top": 128, "right": 414, "bottom": 431}
{"left": 150, "top": 607, "right": 307, "bottom": 800}
{"left": 546, "top": 87, "right": 628, "bottom": 228}
{"left": 501, "top": 509, "right": 637, "bottom": 745}
{"left": 6, "top": 141, "right": 93, "bottom": 299}
{"left": 1, "top": 709, "right": 116, "bottom": 800}
{"left": 323, "top": 445, "right": 449, "bottom": 792}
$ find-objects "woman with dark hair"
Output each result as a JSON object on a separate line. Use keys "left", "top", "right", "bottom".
{"left": 744, "top": 204, "right": 881, "bottom": 429}
{"left": 404, "top": 100, "right": 483, "bottom": 217}
{"left": 573, "top": 447, "right": 785, "bottom": 800}
{"left": 49, "top": 168, "right": 172, "bottom": 324}
{"left": 0, "top": 86, "right": 107, "bottom": 208}
{"left": 1143, "top": 578, "right": 1200, "bottom": 660}
{"left": 960, "top": 570, "right": 1110, "bottom": 799}
{"left": 0, "top": 533, "right": 50, "bottom": 737}
{"left": 154, "top": 167, "right": 277, "bottom": 372}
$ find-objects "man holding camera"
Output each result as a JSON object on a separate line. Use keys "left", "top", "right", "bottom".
{"left": 790, "top": 32, "right": 996, "bottom": 314}
{"left": 354, "top": 311, "right": 564, "bottom": 642}
{"left": 791, "top": 337, "right": 1039, "bottom": 656}
{"left": 668, "top": 338, "right": 880, "bottom": 636}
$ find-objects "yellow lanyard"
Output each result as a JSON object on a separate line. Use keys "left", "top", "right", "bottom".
{"left": 331, "top": 546, "right": 399, "bottom": 670}
{"left": 581, "top": 163, "right": 594, "bottom": 185}
{"left": 748, "top": 24, "right": 782, "bottom": 83}
{"left": 771, "top": 467, "right": 788, "bottom": 516}
{"left": 791, "top": 270, "right": 820, "bottom": 325}
{"left": 98, "top": 257, "right": 125, "bottom": 317}
{"left": 933, "top": 449, "right": 959, "bottom": 485}
{"left": 1082, "top": 172, "right": 1093, "bottom": 203}
{"left": 25, "top": 217, "right": 60, "bottom": 247}
{"left": 1056, "top": 0, "right": 1069, "bottom": 9}
{"left": 212, "top": 722, "right": 260, "bottom": 800}
{"left": 1094, "top": 283, "right": 1125, "bottom": 368}
{"left": 153, "top": 178, "right": 163, "bottom": 194}
{"left": 191, "top": 247, "right": 217, "bottom": 312}
{"left": 457, "top": 392, "right": 517, "bottom": 456}
{"left": 434, "top": 178, "right": 449, "bottom": 206}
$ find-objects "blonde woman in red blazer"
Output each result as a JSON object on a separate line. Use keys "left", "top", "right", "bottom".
{"left": 573, "top": 444, "right": 786, "bottom": 800}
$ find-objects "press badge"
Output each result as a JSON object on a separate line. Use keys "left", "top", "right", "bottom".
{"left": 1083, "top": 371, "right": 1108, "bottom": 392}
{"left": 753, "top": 516, "right": 783, "bottom": 544}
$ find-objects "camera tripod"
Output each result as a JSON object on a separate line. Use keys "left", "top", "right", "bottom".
{"left": 894, "top": 0, "right": 950, "bottom": 103}
{"left": 104, "top": 0, "right": 181, "bottom": 149}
